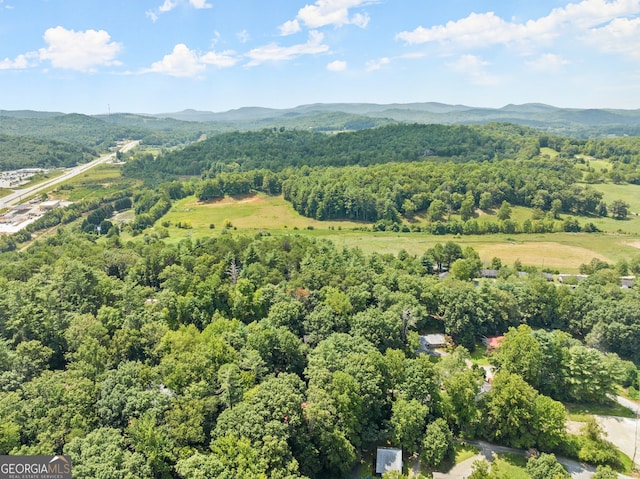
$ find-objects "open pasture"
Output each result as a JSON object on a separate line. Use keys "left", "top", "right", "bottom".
{"left": 156, "top": 193, "right": 640, "bottom": 272}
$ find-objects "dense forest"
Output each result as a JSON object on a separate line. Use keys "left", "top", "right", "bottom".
{"left": 0, "top": 134, "right": 95, "bottom": 170}
{"left": 123, "top": 123, "right": 544, "bottom": 180}
{"left": 0, "top": 221, "right": 638, "bottom": 478}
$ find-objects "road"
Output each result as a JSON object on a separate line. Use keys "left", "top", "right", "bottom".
{"left": 431, "top": 440, "right": 634, "bottom": 479}
{"left": 597, "top": 395, "right": 640, "bottom": 470}
{"left": 0, "top": 140, "right": 139, "bottom": 210}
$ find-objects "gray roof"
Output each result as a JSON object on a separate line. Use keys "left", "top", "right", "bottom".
{"left": 420, "top": 334, "right": 447, "bottom": 347}
{"left": 376, "top": 447, "right": 402, "bottom": 474}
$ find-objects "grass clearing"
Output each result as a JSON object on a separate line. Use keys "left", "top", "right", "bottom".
{"left": 54, "top": 163, "right": 140, "bottom": 201}
{"left": 490, "top": 453, "right": 529, "bottom": 479}
{"left": 455, "top": 442, "right": 481, "bottom": 463}
{"left": 469, "top": 344, "right": 492, "bottom": 366}
{"left": 565, "top": 401, "right": 636, "bottom": 419}
{"left": 592, "top": 182, "right": 640, "bottom": 214}
{"left": 540, "top": 147, "right": 560, "bottom": 159}
{"left": 152, "top": 193, "right": 640, "bottom": 272}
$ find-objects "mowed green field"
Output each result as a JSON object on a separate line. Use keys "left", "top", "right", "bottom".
{"left": 155, "top": 193, "right": 640, "bottom": 272}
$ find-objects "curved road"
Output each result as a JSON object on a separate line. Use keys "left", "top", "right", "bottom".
{"left": 0, "top": 140, "right": 138, "bottom": 210}
{"left": 432, "top": 440, "right": 633, "bottom": 479}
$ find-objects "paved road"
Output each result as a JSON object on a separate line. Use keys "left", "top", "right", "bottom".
{"left": 432, "top": 440, "right": 633, "bottom": 479}
{"left": 597, "top": 395, "right": 640, "bottom": 469}
{"left": 0, "top": 140, "right": 138, "bottom": 210}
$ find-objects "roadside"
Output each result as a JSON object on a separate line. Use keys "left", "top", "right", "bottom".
{"left": 431, "top": 440, "right": 634, "bottom": 479}
{"left": 0, "top": 140, "right": 138, "bottom": 210}
{"left": 597, "top": 396, "right": 640, "bottom": 470}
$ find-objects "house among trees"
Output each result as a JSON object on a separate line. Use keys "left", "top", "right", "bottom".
{"left": 376, "top": 447, "right": 402, "bottom": 476}
{"left": 557, "top": 274, "right": 589, "bottom": 284}
{"left": 480, "top": 269, "right": 498, "bottom": 279}
{"left": 418, "top": 334, "right": 447, "bottom": 354}
{"left": 482, "top": 335, "right": 504, "bottom": 350}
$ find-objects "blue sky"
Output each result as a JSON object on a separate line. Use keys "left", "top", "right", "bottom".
{"left": 1, "top": 0, "right": 639, "bottom": 114}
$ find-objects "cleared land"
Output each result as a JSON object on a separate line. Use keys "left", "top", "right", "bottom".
{"left": 153, "top": 193, "right": 640, "bottom": 272}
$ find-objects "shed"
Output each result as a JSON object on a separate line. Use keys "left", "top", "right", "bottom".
{"left": 376, "top": 447, "right": 402, "bottom": 475}
{"left": 420, "top": 334, "right": 447, "bottom": 349}
{"left": 40, "top": 200, "right": 61, "bottom": 211}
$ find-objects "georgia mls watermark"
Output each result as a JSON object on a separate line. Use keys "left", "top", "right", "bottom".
{"left": 0, "top": 456, "right": 71, "bottom": 479}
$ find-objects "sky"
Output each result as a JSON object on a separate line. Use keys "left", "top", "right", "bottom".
{"left": 1, "top": 0, "right": 640, "bottom": 114}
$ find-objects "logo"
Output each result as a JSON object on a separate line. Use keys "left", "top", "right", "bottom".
{"left": 0, "top": 455, "right": 72, "bottom": 479}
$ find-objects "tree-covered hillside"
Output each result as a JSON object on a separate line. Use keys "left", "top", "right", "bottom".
{"left": 0, "top": 134, "right": 95, "bottom": 169}
{"left": 123, "top": 123, "right": 543, "bottom": 181}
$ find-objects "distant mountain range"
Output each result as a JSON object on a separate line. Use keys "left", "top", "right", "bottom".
{"left": 150, "top": 102, "right": 640, "bottom": 136}
{"left": 3, "top": 102, "right": 640, "bottom": 138}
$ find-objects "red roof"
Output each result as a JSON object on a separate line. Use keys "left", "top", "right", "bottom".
{"left": 486, "top": 336, "right": 504, "bottom": 349}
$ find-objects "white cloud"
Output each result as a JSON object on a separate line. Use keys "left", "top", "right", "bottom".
{"left": 279, "top": 0, "right": 374, "bottom": 34}
{"left": 189, "top": 0, "right": 212, "bottom": 8}
{"left": 237, "top": 30, "right": 250, "bottom": 43}
{"left": 365, "top": 57, "right": 390, "bottom": 71}
{"left": 396, "top": 0, "right": 640, "bottom": 52}
{"left": 245, "top": 30, "right": 330, "bottom": 66}
{"left": 200, "top": 50, "right": 239, "bottom": 68}
{"left": 585, "top": 16, "right": 640, "bottom": 57}
{"left": 0, "top": 53, "right": 34, "bottom": 70}
{"left": 159, "top": 0, "right": 177, "bottom": 12}
{"left": 38, "top": 26, "right": 122, "bottom": 72}
{"left": 147, "top": 44, "right": 205, "bottom": 77}
{"left": 147, "top": 0, "right": 211, "bottom": 22}
{"left": 447, "top": 54, "right": 500, "bottom": 85}
{"left": 279, "top": 19, "right": 301, "bottom": 36}
{"left": 327, "top": 59, "right": 347, "bottom": 71}
{"left": 145, "top": 43, "right": 238, "bottom": 77}
{"left": 396, "top": 12, "right": 522, "bottom": 48}
{"left": 526, "top": 53, "right": 571, "bottom": 71}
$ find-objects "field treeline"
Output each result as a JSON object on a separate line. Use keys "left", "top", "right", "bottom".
{"left": 280, "top": 159, "right": 599, "bottom": 222}
{"left": 0, "top": 228, "right": 637, "bottom": 478}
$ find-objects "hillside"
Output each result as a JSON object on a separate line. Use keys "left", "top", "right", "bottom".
{"left": 0, "top": 133, "right": 95, "bottom": 170}
{"left": 122, "top": 123, "right": 542, "bottom": 181}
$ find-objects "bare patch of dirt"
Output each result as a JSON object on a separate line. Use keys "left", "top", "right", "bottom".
{"left": 565, "top": 420, "right": 584, "bottom": 435}
{"left": 627, "top": 240, "right": 640, "bottom": 249}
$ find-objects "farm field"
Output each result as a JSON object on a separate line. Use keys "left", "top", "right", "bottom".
{"left": 53, "top": 163, "right": 141, "bottom": 202}
{"left": 153, "top": 193, "right": 640, "bottom": 272}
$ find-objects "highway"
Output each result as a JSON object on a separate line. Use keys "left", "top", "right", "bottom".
{"left": 0, "top": 140, "right": 139, "bottom": 210}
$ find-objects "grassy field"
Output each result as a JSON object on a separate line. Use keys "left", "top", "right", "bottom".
{"left": 53, "top": 163, "right": 141, "bottom": 202}
{"left": 490, "top": 453, "right": 530, "bottom": 479}
{"left": 592, "top": 182, "right": 640, "bottom": 214}
{"left": 540, "top": 147, "right": 560, "bottom": 159}
{"left": 152, "top": 193, "right": 640, "bottom": 272}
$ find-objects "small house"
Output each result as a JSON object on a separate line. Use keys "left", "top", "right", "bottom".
{"left": 482, "top": 335, "right": 504, "bottom": 350}
{"left": 420, "top": 334, "right": 447, "bottom": 349}
{"left": 376, "top": 447, "right": 402, "bottom": 476}
{"left": 480, "top": 269, "right": 498, "bottom": 279}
